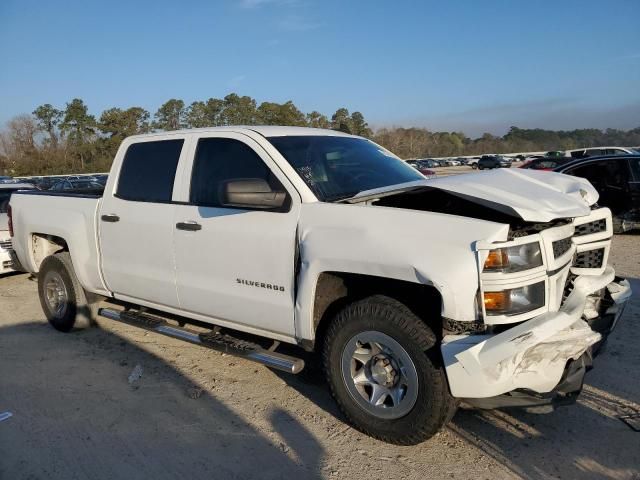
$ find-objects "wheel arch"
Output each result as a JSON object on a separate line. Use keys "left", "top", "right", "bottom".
{"left": 30, "top": 233, "right": 68, "bottom": 270}
{"left": 302, "top": 271, "right": 443, "bottom": 352}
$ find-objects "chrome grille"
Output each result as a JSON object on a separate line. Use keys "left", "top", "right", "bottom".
{"left": 552, "top": 237, "right": 572, "bottom": 258}
{"left": 574, "top": 219, "right": 606, "bottom": 237}
{"left": 0, "top": 239, "right": 12, "bottom": 250}
{"left": 574, "top": 248, "right": 605, "bottom": 269}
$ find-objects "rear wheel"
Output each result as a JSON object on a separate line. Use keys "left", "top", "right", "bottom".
{"left": 38, "top": 252, "right": 97, "bottom": 332}
{"left": 323, "top": 295, "right": 455, "bottom": 445}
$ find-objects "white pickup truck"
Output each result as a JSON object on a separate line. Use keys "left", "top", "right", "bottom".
{"left": 8, "top": 126, "right": 632, "bottom": 445}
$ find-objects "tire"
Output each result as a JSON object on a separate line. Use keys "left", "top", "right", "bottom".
{"left": 471, "top": 164, "right": 478, "bottom": 170}
{"left": 38, "top": 252, "right": 97, "bottom": 332}
{"left": 323, "top": 295, "right": 456, "bottom": 445}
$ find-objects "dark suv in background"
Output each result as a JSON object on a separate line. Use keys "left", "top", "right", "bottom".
{"left": 555, "top": 154, "right": 640, "bottom": 232}
{"left": 477, "top": 155, "right": 511, "bottom": 170}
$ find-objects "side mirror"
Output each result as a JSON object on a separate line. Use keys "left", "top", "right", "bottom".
{"left": 221, "top": 178, "right": 287, "bottom": 210}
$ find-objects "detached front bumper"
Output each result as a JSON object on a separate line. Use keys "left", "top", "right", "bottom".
{"left": 442, "top": 266, "right": 632, "bottom": 401}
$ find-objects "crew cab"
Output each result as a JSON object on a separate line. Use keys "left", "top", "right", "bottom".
{"left": 8, "top": 127, "right": 632, "bottom": 445}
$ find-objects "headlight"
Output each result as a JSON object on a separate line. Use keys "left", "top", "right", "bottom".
{"left": 483, "top": 242, "right": 543, "bottom": 273}
{"left": 483, "top": 281, "right": 545, "bottom": 316}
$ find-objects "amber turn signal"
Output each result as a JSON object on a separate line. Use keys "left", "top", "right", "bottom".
{"left": 483, "top": 291, "right": 510, "bottom": 311}
{"left": 483, "top": 249, "right": 509, "bottom": 270}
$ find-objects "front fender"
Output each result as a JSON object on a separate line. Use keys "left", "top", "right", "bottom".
{"left": 294, "top": 203, "right": 509, "bottom": 342}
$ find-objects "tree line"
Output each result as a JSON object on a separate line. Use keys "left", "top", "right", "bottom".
{"left": 1, "top": 94, "right": 639, "bottom": 176}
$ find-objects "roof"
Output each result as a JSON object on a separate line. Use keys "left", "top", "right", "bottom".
{"left": 555, "top": 153, "right": 640, "bottom": 172}
{"left": 127, "top": 125, "right": 356, "bottom": 141}
{"left": 567, "top": 146, "right": 637, "bottom": 152}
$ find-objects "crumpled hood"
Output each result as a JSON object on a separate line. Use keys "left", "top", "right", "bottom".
{"left": 348, "top": 169, "right": 599, "bottom": 223}
{"left": 426, "top": 169, "right": 598, "bottom": 222}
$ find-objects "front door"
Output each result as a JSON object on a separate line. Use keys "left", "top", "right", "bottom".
{"left": 173, "top": 133, "right": 300, "bottom": 337}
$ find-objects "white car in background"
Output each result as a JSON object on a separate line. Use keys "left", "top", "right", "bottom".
{"left": 1, "top": 183, "right": 35, "bottom": 274}
{"left": 467, "top": 157, "right": 480, "bottom": 169}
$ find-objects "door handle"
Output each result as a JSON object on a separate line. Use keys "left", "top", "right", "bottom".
{"left": 101, "top": 214, "right": 120, "bottom": 223}
{"left": 176, "top": 221, "right": 202, "bottom": 231}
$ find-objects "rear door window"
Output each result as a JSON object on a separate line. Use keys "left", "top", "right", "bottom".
{"left": 116, "top": 139, "right": 184, "bottom": 202}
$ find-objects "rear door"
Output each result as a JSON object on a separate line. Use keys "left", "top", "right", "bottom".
{"left": 99, "top": 136, "right": 189, "bottom": 308}
{"left": 172, "top": 132, "right": 301, "bottom": 337}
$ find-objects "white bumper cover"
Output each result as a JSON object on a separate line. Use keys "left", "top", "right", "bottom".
{"left": 442, "top": 266, "right": 632, "bottom": 399}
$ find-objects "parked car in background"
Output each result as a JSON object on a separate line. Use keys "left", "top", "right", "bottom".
{"left": 0, "top": 176, "right": 13, "bottom": 183}
{"left": 50, "top": 179, "right": 105, "bottom": 193}
{"left": 406, "top": 160, "right": 437, "bottom": 179}
{"left": 1, "top": 182, "right": 35, "bottom": 274}
{"left": 477, "top": 155, "right": 511, "bottom": 169}
{"left": 33, "top": 177, "right": 59, "bottom": 190}
{"left": 567, "top": 147, "right": 639, "bottom": 159}
{"left": 467, "top": 157, "right": 480, "bottom": 169}
{"left": 520, "top": 157, "right": 570, "bottom": 171}
{"left": 444, "top": 159, "right": 461, "bottom": 166}
{"left": 419, "top": 159, "right": 439, "bottom": 169}
{"left": 93, "top": 174, "right": 109, "bottom": 185}
{"left": 555, "top": 154, "right": 640, "bottom": 232}
{"left": 545, "top": 151, "right": 565, "bottom": 158}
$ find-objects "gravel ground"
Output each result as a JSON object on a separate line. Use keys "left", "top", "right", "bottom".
{"left": 0, "top": 234, "right": 638, "bottom": 480}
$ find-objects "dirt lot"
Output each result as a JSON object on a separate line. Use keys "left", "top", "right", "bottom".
{"left": 1, "top": 234, "right": 638, "bottom": 480}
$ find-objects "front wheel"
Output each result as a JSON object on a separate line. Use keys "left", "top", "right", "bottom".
{"left": 38, "top": 252, "right": 97, "bottom": 332}
{"left": 323, "top": 295, "right": 456, "bottom": 445}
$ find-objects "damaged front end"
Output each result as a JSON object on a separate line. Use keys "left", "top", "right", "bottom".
{"left": 441, "top": 207, "right": 632, "bottom": 412}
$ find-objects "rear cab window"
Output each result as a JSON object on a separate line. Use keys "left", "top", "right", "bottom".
{"left": 116, "top": 139, "right": 184, "bottom": 202}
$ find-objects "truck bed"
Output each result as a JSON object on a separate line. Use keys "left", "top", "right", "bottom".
{"left": 10, "top": 190, "right": 108, "bottom": 295}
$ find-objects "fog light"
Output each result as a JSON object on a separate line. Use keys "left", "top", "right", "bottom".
{"left": 483, "top": 291, "right": 509, "bottom": 311}
{"left": 484, "top": 281, "right": 545, "bottom": 316}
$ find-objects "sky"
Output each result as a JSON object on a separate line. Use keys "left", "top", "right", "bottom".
{"left": 1, "top": 0, "right": 639, "bottom": 137}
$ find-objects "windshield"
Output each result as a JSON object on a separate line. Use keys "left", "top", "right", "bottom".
{"left": 267, "top": 136, "right": 422, "bottom": 201}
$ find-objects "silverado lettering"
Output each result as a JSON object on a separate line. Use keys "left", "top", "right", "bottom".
{"left": 236, "top": 278, "right": 285, "bottom": 292}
